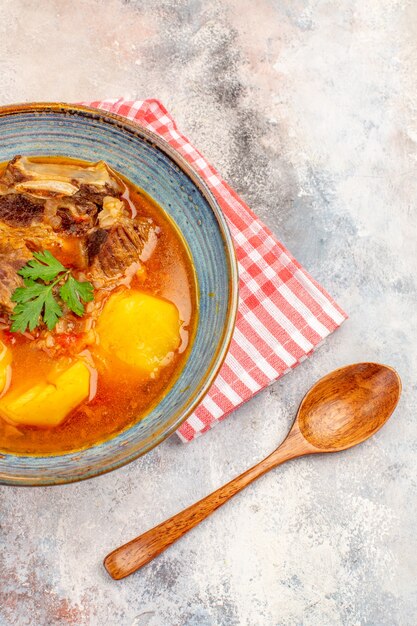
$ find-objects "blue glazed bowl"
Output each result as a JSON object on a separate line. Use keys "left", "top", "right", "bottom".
{"left": 0, "top": 103, "right": 238, "bottom": 486}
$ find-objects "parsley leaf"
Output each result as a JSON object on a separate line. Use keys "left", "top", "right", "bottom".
{"left": 18, "top": 250, "right": 66, "bottom": 282}
{"left": 10, "top": 252, "right": 94, "bottom": 333}
{"left": 11, "top": 279, "right": 46, "bottom": 304}
{"left": 43, "top": 289, "right": 65, "bottom": 330}
{"left": 60, "top": 275, "right": 94, "bottom": 317}
{"left": 11, "top": 278, "right": 64, "bottom": 333}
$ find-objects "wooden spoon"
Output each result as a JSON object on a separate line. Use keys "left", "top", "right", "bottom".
{"left": 104, "top": 362, "right": 401, "bottom": 580}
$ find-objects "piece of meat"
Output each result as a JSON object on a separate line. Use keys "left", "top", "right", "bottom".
{"left": 74, "top": 184, "right": 121, "bottom": 208}
{"left": 0, "top": 156, "right": 122, "bottom": 196}
{"left": 89, "top": 223, "right": 143, "bottom": 277}
{"left": 0, "top": 155, "right": 123, "bottom": 239}
{"left": 86, "top": 195, "right": 157, "bottom": 283}
{"left": 0, "top": 155, "right": 27, "bottom": 186}
{"left": 44, "top": 197, "right": 99, "bottom": 235}
{"left": 0, "top": 239, "right": 32, "bottom": 314}
{"left": 86, "top": 228, "right": 109, "bottom": 263}
{"left": 57, "top": 207, "right": 92, "bottom": 235}
{"left": 88, "top": 219, "right": 157, "bottom": 283}
{"left": 0, "top": 222, "right": 64, "bottom": 253}
{"left": 0, "top": 193, "right": 45, "bottom": 226}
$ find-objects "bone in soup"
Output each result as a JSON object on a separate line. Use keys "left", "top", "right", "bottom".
{"left": 0, "top": 156, "right": 197, "bottom": 454}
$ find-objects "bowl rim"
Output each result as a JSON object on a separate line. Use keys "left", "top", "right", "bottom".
{"left": 0, "top": 102, "right": 239, "bottom": 486}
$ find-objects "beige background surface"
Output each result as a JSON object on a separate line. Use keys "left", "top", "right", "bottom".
{"left": 0, "top": 1, "right": 416, "bottom": 625}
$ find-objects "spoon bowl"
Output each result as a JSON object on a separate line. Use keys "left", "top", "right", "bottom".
{"left": 104, "top": 362, "right": 401, "bottom": 579}
{"left": 296, "top": 363, "right": 401, "bottom": 451}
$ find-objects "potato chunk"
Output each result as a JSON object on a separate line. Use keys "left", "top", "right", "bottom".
{"left": 96, "top": 290, "right": 181, "bottom": 375}
{"left": 0, "top": 360, "right": 90, "bottom": 427}
{"left": 0, "top": 341, "right": 12, "bottom": 395}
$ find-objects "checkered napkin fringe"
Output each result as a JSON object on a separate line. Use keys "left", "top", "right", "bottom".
{"left": 83, "top": 98, "right": 347, "bottom": 441}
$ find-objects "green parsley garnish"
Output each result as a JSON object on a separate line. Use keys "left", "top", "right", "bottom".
{"left": 10, "top": 250, "right": 94, "bottom": 333}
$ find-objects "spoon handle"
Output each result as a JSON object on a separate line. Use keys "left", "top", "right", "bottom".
{"left": 104, "top": 437, "right": 302, "bottom": 580}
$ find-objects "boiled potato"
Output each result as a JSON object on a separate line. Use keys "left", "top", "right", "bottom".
{"left": 0, "top": 359, "right": 90, "bottom": 427}
{"left": 96, "top": 290, "right": 181, "bottom": 375}
{"left": 0, "top": 341, "right": 12, "bottom": 395}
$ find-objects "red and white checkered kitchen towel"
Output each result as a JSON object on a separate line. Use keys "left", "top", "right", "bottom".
{"left": 84, "top": 98, "right": 347, "bottom": 442}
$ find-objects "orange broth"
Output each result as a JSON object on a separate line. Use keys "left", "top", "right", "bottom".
{"left": 0, "top": 160, "right": 197, "bottom": 455}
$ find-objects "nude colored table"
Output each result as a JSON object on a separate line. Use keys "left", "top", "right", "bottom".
{"left": 0, "top": 2, "right": 415, "bottom": 625}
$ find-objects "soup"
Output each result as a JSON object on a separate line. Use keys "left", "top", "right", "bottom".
{"left": 0, "top": 156, "right": 197, "bottom": 455}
